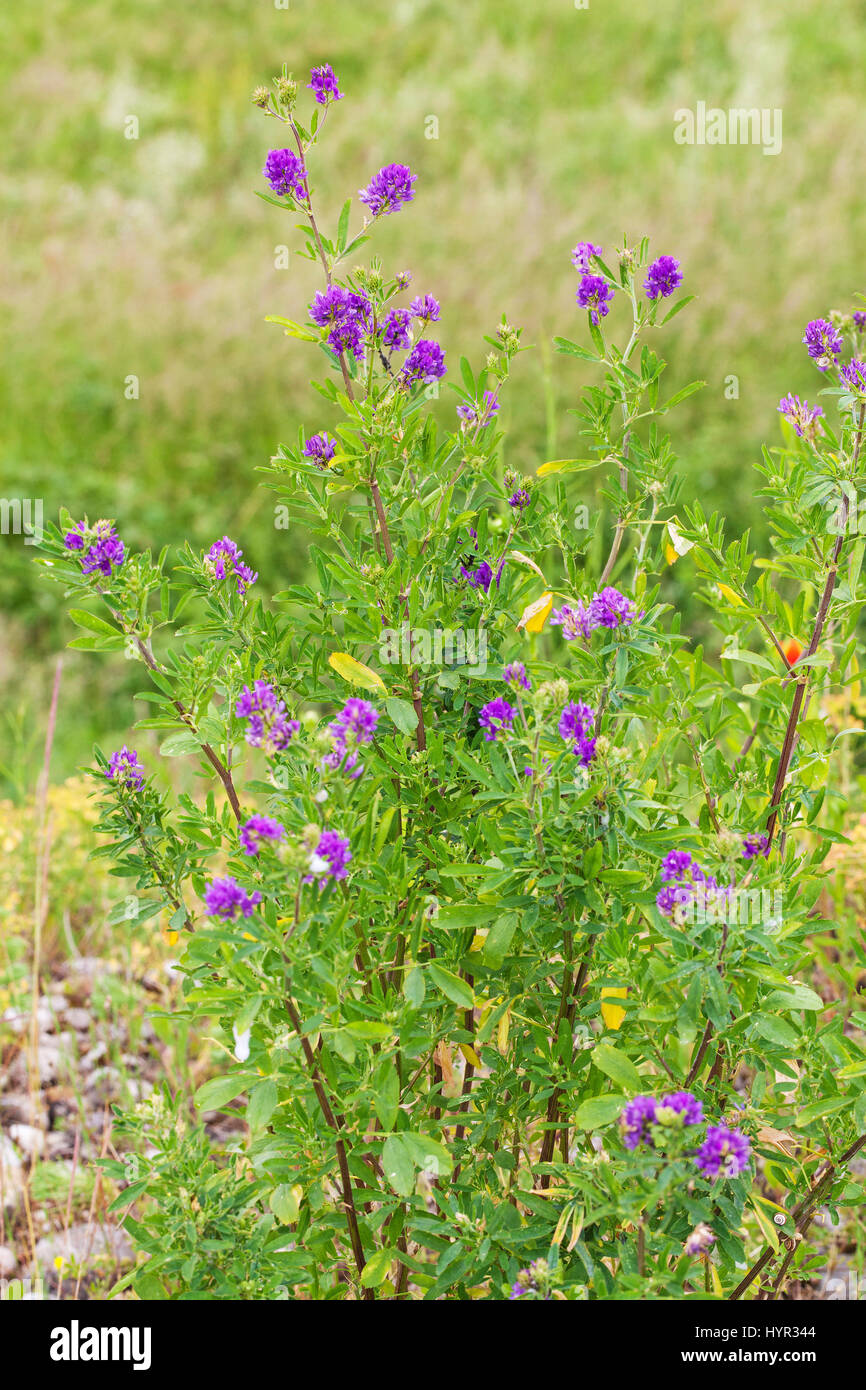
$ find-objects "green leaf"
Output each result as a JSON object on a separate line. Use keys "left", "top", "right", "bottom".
{"left": 194, "top": 1073, "right": 253, "bottom": 1111}
{"left": 382, "top": 1134, "right": 415, "bottom": 1196}
{"left": 591, "top": 1044, "right": 642, "bottom": 1094}
{"left": 436, "top": 904, "right": 499, "bottom": 931}
{"left": 270, "top": 1183, "right": 302, "bottom": 1224}
{"left": 68, "top": 608, "right": 120, "bottom": 637}
{"left": 400, "top": 1131, "right": 453, "bottom": 1177}
{"left": 159, "top": 732, "right": 203, "bottom": 757}
{"left": 765, "top": 985, "right": 825, "bottom": 1012}
{"left": 247, "top": 1078, "right": 278, "bottom": 1130}
{"left": 386, "top": 697, "right": 418, "bottom": 736}
{"left": 374, "top": 1065, "right": 400, "bottom": 1131}
{"left": 481, "top": 913, "right": 518, "bottom": 969}
{"left": 361, "top": 1246, "right": 397, "bottom": 1288}
{"left": 573, "top": 1093, "right": 625, "bottom": 1130}
{"left": 404, "top": 966, "right": 425, "bottom": 1007}
{"left": 428, "top": 963, "right": 474, "bottom": 1009}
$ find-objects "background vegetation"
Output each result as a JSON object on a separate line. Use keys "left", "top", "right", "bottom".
{"left": 3, "top": 0, "right": 866, "bottom": 782}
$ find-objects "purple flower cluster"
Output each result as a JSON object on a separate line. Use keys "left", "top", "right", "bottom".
{"left": 263, "top": 148, "right": 308, "bottom": 201}
{"left": 742, "top": 833, "right": 769, "bottom": 861}
{"left": 239, "top": 814, "right": 285, "bottom": 856}
{"left": 854, "top": 311, "right": 866, "bottom": 333}
{"left": 644, "top": 255, "right": 683, "bottom": 301}
{"left": 684, "top": 1224, "right": 716, "bottom": 1256}
{"left": 303, "top": 432, "right": 337, "bottom": 466}
{"left": 508, "top": 488, "right": 531, "bottom": 510}
{"left": 459, "top": 557, "right": 494, "bottom": 591}
{"left": 571, "top": 241, "right": 602, "bottom": 273}
{"left": 409, "top": 293, "right": 441, "bottom": 322}
{"left": 840, "top": 359, "right": 866, "bottom": 394}
{"left": 622, "top": 1091, "right": 703, "bottom": 1145}
{"left": 64, "top": 520, "right": 125, "bottom": 578}
{"left": 655, "top": 849, "right": 731, "bottom": 919}
{"left": 206, "top": 537, "right": 258, "bottom": 599}
{"left": 308, "top": 63, "right": 342, "bottom": 105}
{"left": 478, "top": 696, "right": 517, "bottom": 742}
{"left": 803, "top": 318, "right": 842, "bottom": 371}
{"left": 106, "top": 746, "right": 144, "bottom": 790}
{"left": 309, "top": 284, "right": 373, "bottom": 360}
{"left": 307, "top": 829, "right": 352, "bottom": 884}
{"left": 457, "top": 391, "right": 500, "bottom": 429}
{"left": 777, "top": 393, "right": 823, "bottom": 440}
{"left": 382, "top": 307, "right": 412, "bottom": 351}
{"left": 552, "top": 587, "right": 639, "bottom": 641}
{"left": 204, "top": 876, "right": 262, "bottom": 920}
{"left": 558, "top": 701, "right": 596, "bottom": 765}
{"left": 622, "top": 1095, "right": 750, "bottom": 1179}
{"left": 695, "top": 1124, "right": 752, "bottom": 1180}
{"left": 359, "top": 163, "right": 416, "bottom": 217}
{"left": 322, "top": 697, "right": 379, "bottom": 779}
{"left": 503, "top": 662, "right": 531, "bottom": 692}
{"left": 576, "top": 273, "right": 614, "bottom": 325}
{"left": 236, "top": 681, "right": 300, "bottom": 756}
{"left": 401, "top": 338, "right": 447, "bottom": 386}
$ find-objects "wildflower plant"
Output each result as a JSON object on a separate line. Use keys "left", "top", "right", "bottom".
{"left": 38, "top": 64, "right": 866, "bottom": 1302}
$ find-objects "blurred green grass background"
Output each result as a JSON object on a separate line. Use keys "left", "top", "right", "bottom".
{"left": 2, "top": 0, "right": 865, "bottom": 788}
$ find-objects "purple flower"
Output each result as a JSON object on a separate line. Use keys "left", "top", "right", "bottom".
{"left": 644, "top": 255, "right": 683, "bottom": 301}
{"left": 263, "top": 148, "right": 308, "bottom": 201}
{"left": 308, "top": 63, "right": 342, "bottom": 105}
{"left": 204, "top": 876, "right": 262, "bottom": 920}
{"left": 236, "top": 681, "right": 300, "bottom": 756}
{"left": 309, "top": 286, "right": 371, "bottom": 360}
{"left": 402, "top": 339, "right": 446, "bottom": 386}
{"left": 803, "top": 318, "right": 843, "bottom": 371}
{"left": 457, "top": 390, "right": 499, "bottom": 428}
{"left": 64, "top": 520, "right": 125, "bottom": 578}
{"left": 571, "top": 241, "right": 602, "bottom": 273}
{"left": 382, "top": 307, "right": 412, "bottom": 352}
{"left": 308, "top": 829, "right": 352, "bottom": 883}
{"left": 330, "top": 697, "right": 380, "bottom": 745}
{"left": 661, "top": 850, "right": 694, "bottom": 882}
{"left": 558, "top": 701, "right": 596, "bottom": 766}
{"left": 840, "top": 359, "right": 866, "bottom": 394}
{"left": 577, "top": 273, "right": 615, "bottom": 325}
{"left": 459, "top": 558, "right": 493, "bottom": 591}
{"left": 303, "top": 432, "right": 338, "bottom": 466}
{"left": 508, "top": 488, "right": 530, "bottom": 510}
{"left": 742, "top": 834, "right": 769, "bottom": 861}
{"left": 854, "top": 311, "right": 866, "bottom": 333}
{"left": 395, "top": 270, "right": 413, "bottom": 290}
{"left": 409, "top": 293, "right": 441, "bottom": 322}
{"left": 551, "top": 602, "right": 594, "bottom": 641}
{"left": 658, "top": 1091, "right": 704, "bottom": 1127}
{"left": 478, "top": 697, "right": 517, "bottom": 742}
{"left": 206, "top": 537, "right": 257, "bottom": 599}
{"left": 621, "top": 1094, "right": 657, "bottom": 1150}
{"left": 106, "top": 746, "right": 144, "bottom": 790}
{"left": 358, "top": 163, "right": 416, "bottom": 217}
{"left": 694, "top": 1124, "right": 751, "bottom": 1180}
{"left": 778, "top": 393, "right": 824, "bottom": 440}
{"left": 239, "top": 814, "right": 285, "bottom": 856}
{"left": 684, "top": 1224, "right": 716, "bottom": 1256}
{"left": 503, "top": 662, "right": 531, "bottom": 692}
{"left": 588, "top": 587, "right": 639, "bottom": 630}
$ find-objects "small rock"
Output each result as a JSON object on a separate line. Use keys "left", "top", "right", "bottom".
{"left": 9, "top": 1123, "right": 47, "bottom": 1158}
{"left": 0, "top": 1135, "right": 25, "bottom": 1213}
{"left": 0, "top": 1245, "right": 17, "bottom": 1278}
{"left": 0, "top": 1092, "right": 42, "bottom": 1125}
{"left": 80, "top": 1042, "right": 107, "bottom": 1073}
{"left": 33, "top": 1220, "right": 135, "bottom": 1275}
{"left": 64, "top": 1008, "right": 92, "bottom": 1032}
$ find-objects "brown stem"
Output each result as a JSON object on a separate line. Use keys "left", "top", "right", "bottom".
{"left": 284, "top": 995, "right": 373, "bottom": 1298}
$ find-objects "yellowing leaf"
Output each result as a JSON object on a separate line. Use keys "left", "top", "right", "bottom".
{"left": 509, "top": 550, "right": 547, "bottom": 582}
{"left": 328, "top": 651, "right": 387, "bottom": 694}
{"left": 497, "top": 1005, "right": 511, "bottom": 1056}
{"left": 708, "top": 1261, "right": 723, "bottom": 1296}
{"left": 717, "top": 583, "right": 744, "bottom": 607}
{"left": 601, "top": 986, "right": 627, "bottom": 1031}
{"left": 469, "top": 930, "right": 488, "bottom": 952}
{"left": 459, "top": 1043, "right": 482, "bottom": 1069}
{"left": 665, "top": 542, "right": 678, "bottom": 566}
{"left": 667, "top": 520, "right": 694, "bottom": 560}
{"left": 517, "top": 592, "right": 554, "bottom": 633}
